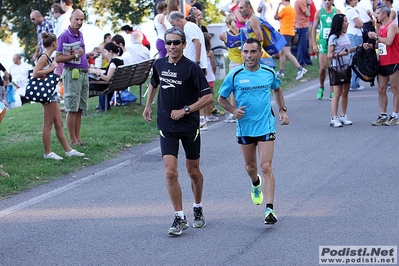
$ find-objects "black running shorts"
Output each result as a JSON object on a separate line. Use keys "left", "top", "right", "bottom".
{"left": 159, "top": 129, "right": 201, "bottom": 160}
{"left": 379, "top": 64, "right": 399, "bottom": 76}
{"left": 237, "top": 133, "right": 276, "bottom": 145}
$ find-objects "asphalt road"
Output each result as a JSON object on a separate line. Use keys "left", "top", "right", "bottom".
{"left": 0, "top": 78, "right": 398, "bottom": 266}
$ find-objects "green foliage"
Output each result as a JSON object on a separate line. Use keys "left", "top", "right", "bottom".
{"left": 91, "top": 0, "right": 153, "bottom": 29}
{"left": 201, "top": 0, "right": 224, "bottom": 25}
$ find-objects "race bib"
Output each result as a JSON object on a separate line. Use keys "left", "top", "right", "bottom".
{"left": 378, "top": 43, "right": 387, "bottom": 55}
{"left": 323, "top": 28, "right": 331, "bottom": 39}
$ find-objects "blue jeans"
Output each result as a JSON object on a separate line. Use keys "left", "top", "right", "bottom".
{"left": 295, "top": 27, "right": 312, "bottom": 66}
{"left": 348, "top": 34, "right": 363, "bottom": 88}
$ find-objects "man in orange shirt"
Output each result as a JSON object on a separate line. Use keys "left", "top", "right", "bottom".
{"left": 294, "top": 0, "right": 312, "bottom": 66}
{"left": 274, "top": 0, "right": 307, "bottom": 80}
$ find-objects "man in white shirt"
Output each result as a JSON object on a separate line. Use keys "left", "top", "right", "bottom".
{"left": 168, "top": 11, "right": 207, "bottom": 70}
{"left": 129, "top": 31, "right": 150, "bottom": 63}
{"left": 51, "top": 3, "right": 66, "bottom": 37}
{"left": 8, "top": 54, "right": 31, "bottom": 107}
{"left": 60, "top": 0, "right": 74, "bottom": 32}
{"left": 346, "top": 0, "right": 364, "bottom": 90}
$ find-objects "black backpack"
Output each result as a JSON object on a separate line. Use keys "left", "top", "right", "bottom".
{"left": 351, "top": 46, "right": 379, "bottom": 87}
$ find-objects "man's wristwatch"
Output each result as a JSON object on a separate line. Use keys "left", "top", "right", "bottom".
{"left": 374, "top": 35, "right": 378, "bottom": 41}
{"left": 184, "top": 106, "right": 190, "bottom": 114}
{"left": 279, "top": 105, "right": 287, "bottom": 112}
{"left": 75, "top": 54, "right": 79, "bottom": 59}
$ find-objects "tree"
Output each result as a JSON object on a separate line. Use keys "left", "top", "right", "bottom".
{"left": 1, "top": 0, "right": 222, "bottom": 63}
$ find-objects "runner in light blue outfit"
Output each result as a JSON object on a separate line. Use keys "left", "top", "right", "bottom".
{"left": 219, "top": 62, "right": 281, "bottom": 137}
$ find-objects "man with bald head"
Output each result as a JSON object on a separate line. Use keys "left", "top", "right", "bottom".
{"left": 30, "top": 10, "right": 54, "bottom": 61}
{"left": 56, "top": 9, "right": 97, "bottom": 146}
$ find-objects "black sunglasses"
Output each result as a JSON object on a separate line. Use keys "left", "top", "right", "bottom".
{"left": 165, "top": 40, "right": 183, "bottom": 45}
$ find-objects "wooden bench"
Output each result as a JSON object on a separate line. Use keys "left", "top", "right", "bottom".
{"left": 89, "top": 58, "right": 155, "bottom": 110}
{"left": 89, "top": 63, "right": 138, "bottom": 112}
{"left": 129, "top": 58, "right": 155, "bottom": 105}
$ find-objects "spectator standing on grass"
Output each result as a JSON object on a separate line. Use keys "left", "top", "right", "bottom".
{"left": 51, "top": 3, "right": 66, "bottom": 37}
{"left": 3, "top": 73, "right": 15, "bottom": 109}
{"left": 142, "top": 27, "right": 213, "bottom": 236}
{"left": 219, "top": 13, "right": 247, "bottom": 123}
{"left": 218, "top": 38, "right": 289, "bottom": 226}
{"left": 34, "top": 32, "right": 85, "bottom": 160}
{"left": 154, "top": 1, "right": 168, "bottom": 58}
{"left": 168, "top": 11, "right": 208, "bottom": 130}
{"left": 308, "top": 0, "right": 317, "bottom": 59}
{"left": 9, "top": 54, "right": 31, "bottom": 107}
{"left": 89, "top": 42, "right": 124, "bottom": 112}
{"left": 367, "top": 5, "right": 399, "bottom": 126}
{"left": 188, "top": 6, "right": 208, "bottom": 33}
{"left": 165, "top": 0, "right": 180, "bottom": 29}
{"left": 56, "top": 9, "right": 97, "bottom": 146}
{"left": 220, "top": 0, "right": 236, "bottom": 17}
{"left": 30, "top": 10, "right": 55, "bottom": 62}
{"left": 60, "top": 0, "right": 74, "bottom": 31}
{"left": 154, "top": 0, "right": 165, "bottom": 16}
{"left": 312, "top": 0, "right": 341, "bottom": 100}
{"left": 294, "top": 0, "right": 313, "bottom": 66}
{"left": 199, "top": 32, "right": 219, "bottom": 131}
{"left": 239, "top": 0, "right": 280, "bottom": 69}
{"left": 345, "top": 0, "right": 365, "bottom": 91}
{"left": 327, "top": 14, "right": 354, "bottom": 128}
{"left": 258, "top": 0, "right": 274, "bottom": 24}
{"left": 382, "top": 0, "right": 397, "bottom": 24}
{"left": 274, "top": 0, "right": 308, "bottom": 81}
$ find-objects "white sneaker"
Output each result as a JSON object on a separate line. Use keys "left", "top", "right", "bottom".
{"left": 277, "top": 71, "right": 285, "bottom": 78}
{"left": 44, "top": 152, "right": 63, "bottom": 160}
{"left": 65, "top": 149, "right": 85, "bottom": 157}
{"left": 200, "top": 122, "right": 208, "bottom": 131}
{"left": 295, "top": 68, "right": 308, "bottom": 80}
{"left": 206, "top": 115, "right": 219, "bottom": 122}
{"left": 350, "top": 86, "right": 364, "bottom": 91}
{"left": 330, "top": 116, "right": 343, "bottom": 128}
{"left": 224, "top": 113, "right": 236, "bottom": 123}
{"left": 340, "top": 115, "right": 353, "bottom": 125}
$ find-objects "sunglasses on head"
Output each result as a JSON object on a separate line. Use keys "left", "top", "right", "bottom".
{"left": 165, "top": 40, "right": 183, "bottom": 45}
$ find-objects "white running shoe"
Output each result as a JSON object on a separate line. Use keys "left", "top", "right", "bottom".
{"left": 206, "top": 115, "right": 219, "bottom": 122}
{"left": 65, "top": 149, "right": 85, "bottom": 157}
{"left": 330, "top": 116, "right": 343, "bottom": 128}
{"left": 224, "top": 113, "right": 236, "bottom": 123}
{"left": 340, "top": 115, "right": 353, "bottom": 125}
{"left": 44, "top": 152, "right": 63, "bottom": 160}
{"left": 295, "top": 68, "right": 308, "bottom": 80}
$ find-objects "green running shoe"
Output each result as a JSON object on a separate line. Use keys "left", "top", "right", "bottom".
{"left": 264, "top": 207, "right": 278, "bottom": 224}
{"left": 251, "top": 174, "right": 263, "bottom": 205}
{"left": 317, "top": 87, "right": 324, "bottom": 100}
